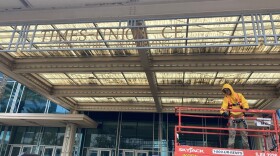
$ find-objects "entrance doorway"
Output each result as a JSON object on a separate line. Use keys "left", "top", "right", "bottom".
{"left": 8, "top": 145, "right": 61, "bottom": 156}
{"left": 121, "top": 150, "right": 148, "bottom": 156}
{"left": 87, "top": 148, "right": 111, "bottom": 156}
{"left": 9, "top": 145, "right": 33, "bottom": 156}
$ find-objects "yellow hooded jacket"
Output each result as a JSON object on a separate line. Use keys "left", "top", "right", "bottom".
{"left": 220, "top": 84, "right": 249, "bottom": 117}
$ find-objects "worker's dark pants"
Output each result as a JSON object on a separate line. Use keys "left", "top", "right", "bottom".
{"left": 228, "top": 118, "right": 250, "bottom": 149}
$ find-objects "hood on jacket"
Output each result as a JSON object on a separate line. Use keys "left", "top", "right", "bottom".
{"left": 222, "top": 83, "right": 236, "bottom": 96}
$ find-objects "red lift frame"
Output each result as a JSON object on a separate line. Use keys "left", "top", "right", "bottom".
{"left": 174, "top": 107, "right": 280, "bottom": 156}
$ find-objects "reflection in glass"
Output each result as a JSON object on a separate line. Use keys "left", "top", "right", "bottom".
{"left": 22, "top": 146, "right": 32, "bottom": 154}
{"left": 48, "top": 101, "right": 69, "bottom": 114}
{"left": 124, "top": 151, "right": 134, "bottom": 156}
{"left": 44, "top": 148, "right": 53, "bottom": 156}
{"left": 88, "top": 150, "right": 98, "bottom": 156}
{"left": 22, "top": 127, "right": 41, "bottom": 144}
{"left": 137, "top": 152, "right": 147, "bottom": 156}
{"left": 0, "top": 82, "right": 15, "bottom": 112}
{"left": 41, "top": 127, "right": 65, "bottom": 146}
{"left": 55, "top": 148, "right": 62, "bottom": 156}
{"left": 10, "top": 127, "right": 25, "bottom": 144}
{"left": 10, "top": 146, "right": 20, "bottom": 156}
{"left": 120, "top": 113, "right": 154, "bottom": 150}
{"left": 101, "top": 150, "right": 110, "bottom": 156}
{"left": 84, "top": 119, "right": 117, "bottom": 148}
{"left": 56, "top": 128, "right": 65, "bottom": 146}
{"left": 17, "top": 88, "right": 47, "bottom": 113}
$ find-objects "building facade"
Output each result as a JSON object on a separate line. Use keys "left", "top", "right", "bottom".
{"left": 1, "top": 0, "right": 280, "bottom": 156}
{"left": 1, "top": 74, "right": 279, "bottom": 156}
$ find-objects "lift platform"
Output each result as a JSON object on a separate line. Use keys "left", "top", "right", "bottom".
{"left": 174, "top": 107, "right": 280, "bottom": 156}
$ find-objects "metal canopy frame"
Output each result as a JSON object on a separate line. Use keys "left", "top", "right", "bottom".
{"left": 0, "top": 13, "right": 279, "bottom": 53}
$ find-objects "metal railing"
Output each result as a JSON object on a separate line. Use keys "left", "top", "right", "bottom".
{"left": 174, "top": 107, "right": 280, "bottom": 156}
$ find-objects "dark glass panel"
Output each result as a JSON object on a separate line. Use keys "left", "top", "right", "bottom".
{"left": 120, "top": 112, "right": 154, "bottom": 150}
{"left": 55, "top": 148, "right": 62, "bottom": 156}
{"left": 83, "top": 112, "right": 119, "bottom": 148}
{"left": 44, "top": 148, "right": 53, "bottom": 156}
{"left": 22, "top": 127, "right": 41, "bottom": 145}
{"left": 18, "top": 88, "right": 47, "bottom": 113}
{"left": 10, "top": 146, "right": 20, "bottom": 156}
{"left": 56, "top": 127, "right": 65, "bottom": 146}
{"left": 22, "top": 146, "right": 32, "bottom": 153}
{"left": 48, "top": 101, "right": 69, "bottom": 114}
{"left": 10, "top": 127, "right": 25, "bottom": 144}
{"left": 84, "top": 121, "right": 117, "bottom": 148}
{"left": 100, "top": 150, "right": 110, "bottom": 156}
{"left": 0, "top": 82, "right": 15, "bottom": 112}
{"left": 41, "top": 128, "right": 58, "bottom": 145}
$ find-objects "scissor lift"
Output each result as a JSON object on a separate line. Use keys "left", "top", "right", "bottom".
{"left": 174, "top": 107, "right": 280, "bottom": 156}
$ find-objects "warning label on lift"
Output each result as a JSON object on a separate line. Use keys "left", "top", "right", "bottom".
{"left": 212, "top": 149, "right": 244, "bottom": 155}
{"left": 175, "top": 146, "right": 278, "bottom": 156}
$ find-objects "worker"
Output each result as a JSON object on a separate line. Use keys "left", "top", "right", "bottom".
{"left": 220, "top": 83, "right": 250, "bottom": 149}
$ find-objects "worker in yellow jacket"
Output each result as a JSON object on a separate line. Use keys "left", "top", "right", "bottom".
{"left": 220, "top": 83, "right": 250, "bottom": 149}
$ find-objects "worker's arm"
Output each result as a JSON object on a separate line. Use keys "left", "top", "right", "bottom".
{"left": 220, "top": 97, "right": 228, "bottom": 114}
{"left": 239, "top": 93, "right": 249, "bottom": 110}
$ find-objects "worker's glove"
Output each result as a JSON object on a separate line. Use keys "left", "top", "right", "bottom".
{"left": 244, "top": 108, "right": 249, "bottom": 111}
{"left": 222, "top": 112, "right": 229, "bottom": 117}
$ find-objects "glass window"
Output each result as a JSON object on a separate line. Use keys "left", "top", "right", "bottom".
{"left": 84, "top": 112, "right": 119, "bottom": 148}
{"left": 0, "top": 82, "right": 16, "bottom": 112}
{"left": 9, "top": 127, "right": 41, "bottom": 145}
{"left": 84, "top": 122, "right": 117, "bottom": 148}
{"left": 44, "top": 148, "right": 53, "bottom": 156}
{"left": 56, "top": 128, "right": 65, "bottom": 146}
{"left": 0, "top": 126, "right": 3, "bottom": 140}
{"left": 10, "top": 127, "right": 25, "bottom": 144}
{"left": 48, "top": 101, "right": 69, "bottom": 114}
{"left": 1, "top": 126, "right": 12, "bottom": 144}
{"left": 55, "top": 148, "right": 62, "bottom": 156}
{"left": 10, "top": 146, "right": 20, "bottom": 156}
{"left": 41, "top": 127, "right": 65, "bottom": 146}
{"left": 22, "top": 127, "right": 41, "bottom": 145}
{"left": 41, "top": 128, "right": 58, "bottom": 145}
{"left": 0, "top": 77, "right": 68, "bottom": 114}
{"left": 17, "top": 88, "right": 47, "bottom": 113}
{"left": 120, "top": 112, "right": 154, "bottom": 150}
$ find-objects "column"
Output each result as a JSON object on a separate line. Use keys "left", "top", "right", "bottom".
{"left": 61, "top": 110, "right": 78, "bottom": 155}
{"left": 61, "top": 123, "right": 77, "bottom": 156}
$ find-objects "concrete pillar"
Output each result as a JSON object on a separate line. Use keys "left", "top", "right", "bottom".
{"left": 71, "top": 110, "right": 78, "bottom": 114}
{"left": 61, "top": 123, "right": 77, "bottom": 156}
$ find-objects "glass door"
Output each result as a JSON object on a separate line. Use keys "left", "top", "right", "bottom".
{"left": 100, "top": 150, "right": 110, "bottom": 156}
{"left": 43, "top": 147, "right": 54, "bottom": 156}
{"left": 135, "top": 151, "right": 148, "bottom": 156}
{"left": 54, "top": 147, "right": 62, "bottom": 156}
{"left": 123, "top": 150, "right": 134, "bottom": 156}
{"left": 87, "top": 149, "right": 98, "bottom": 156}
{"left": 22, "top": 145, "right": 33, "bottom": 154}
{"left": 9, "top": 145, "right": 21, "bottom": 156}
{"left": 87, "top": 148, "right": 111, "bottom": 156}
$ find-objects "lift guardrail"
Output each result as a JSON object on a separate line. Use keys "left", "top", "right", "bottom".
{"left": 174, "top": 107, "right": 280, "bottom": 156}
